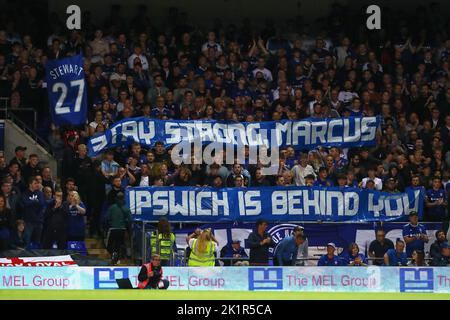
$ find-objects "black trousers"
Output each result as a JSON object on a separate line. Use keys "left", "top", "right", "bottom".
{"left": 148, "top": 279, "right": 170, "bottom": 290}
{"left": 107, "top": 229, "right": 126, "bottom": 257}
{"left": 42, "top": 227, "right": 67, "bottom": 250}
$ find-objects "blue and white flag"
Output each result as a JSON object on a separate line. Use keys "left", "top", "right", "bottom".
{"left": 126, "top": 186, "right": 424, "bottom": 223}
{"left": 45, "top": 54, "right": 87, "bottom": 126}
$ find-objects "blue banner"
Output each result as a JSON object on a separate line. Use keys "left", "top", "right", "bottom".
{"left": 45, "top": 54, "right": 87, "bottom": 126}
{"left": 126, "top": 186, "right": 424, "bottom": 223}
{"left": 88, "top": 116, "right": 380, "bottom": 156}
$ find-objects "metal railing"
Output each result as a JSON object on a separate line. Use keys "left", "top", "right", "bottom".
{"left": 0, "top": 107, "right": 53, "bottom": 156}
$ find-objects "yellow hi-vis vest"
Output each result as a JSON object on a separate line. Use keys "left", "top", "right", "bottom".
{"left": 188, "top": 239, "right": 215, "bottom": 267}
{"left": 150, "top": 232, "right": 175, "bottom": 261}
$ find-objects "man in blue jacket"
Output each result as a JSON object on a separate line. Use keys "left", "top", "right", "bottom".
{"left": 21, "top": 177, "right": 46, "bottom": 246}
{"left": 275, "top": 234, "right": 306, "bottom": 266}
{"left": 220, "top": 239, "right": 249, "bottom": 266}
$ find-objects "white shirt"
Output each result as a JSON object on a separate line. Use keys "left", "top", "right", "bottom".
{"left": 127, "top": 54, "right": 149, "bottom": 70}
{"left": 291, "top": 164, "right": 316, "bottom": 186}
{"left": 361, "top": 177, "right": 383, "bottom": 191}
{"left": 252, "top": 68, "right": 273, "bottom": 82}
{"left": 139, "top": 175, "right": 150, "bottom": 186}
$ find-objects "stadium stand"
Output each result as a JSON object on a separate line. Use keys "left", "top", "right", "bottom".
{"left": 0, "top": 1, "right": 449, "bottom": 268}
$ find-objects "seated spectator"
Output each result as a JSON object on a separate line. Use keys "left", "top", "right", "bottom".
{"left": 384, "top": 239, "right": 408, "bottom": 266}
{"left": 220, "top": 239, "right": 249, "bottom": 266}
{"left": 106, "top": 192, "right": 131, "bottom": 265}
{"left": 430, "top": 230, "right": 448, "bottom": 259}
{"left": 369, "top": 229, "right": 394, "bottom": 266}
{"left": 408, "top": 250, "right": 426, "bottom": 266}
{"left": 342, "top": 243, "right": 368, "bottom": 266}
{"left": 66, "top": 191, "right": 87, "bottom": 242}
{"left": 9, "top": 220, "right": 29, "bottom": 250}
{"left": 317, "top": 242, "right": 342, "bottom": 266}
{"left": 402, "top": 211, "right": 429, "bottom": 257}
{"left": 430, "top": 242, "right": 450, "bottom": 266}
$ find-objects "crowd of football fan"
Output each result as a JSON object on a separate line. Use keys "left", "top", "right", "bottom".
{"left": 0, "top": 3, "right": 449, "bottom": 265}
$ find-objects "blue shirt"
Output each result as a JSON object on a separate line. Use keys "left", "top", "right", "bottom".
{"left": 67, "top": 202, "right": 86, "bottom": 238}
{"left": 385, "top": 249, "right": 408, "bottom": 266}
{"left": 402, "top": 223, "right": 427, "bottom": 257}
{"left": 317, "top": 254, "right": 342, "bottom": 266}
{"left": 342, "top": 252, "right": 368, "bottom": 266}
{"left": 275, "top": 236, "right": 298, "bottom": 265}
{"left": 426, "top": 188, "right": 446, "bottom": 218}
{"left": 313, "top": 179, "right": 334, "bottom": 187}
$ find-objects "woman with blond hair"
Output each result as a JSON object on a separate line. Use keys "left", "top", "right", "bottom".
{"left": 186, "top": 228, "right": 219, "bottom": 267}
{"left": 66, "top": 191, "right": 86, "bottom": 241}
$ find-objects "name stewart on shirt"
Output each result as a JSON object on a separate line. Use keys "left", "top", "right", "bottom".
{"left": 48, "top": 63, "right": 84, "bottom": 80}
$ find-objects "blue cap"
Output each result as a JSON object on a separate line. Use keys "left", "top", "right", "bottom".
{"left": 441, "top": 242, "right": 450, "bottom": 249}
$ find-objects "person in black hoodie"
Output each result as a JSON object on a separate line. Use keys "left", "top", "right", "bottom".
{"left": 20, "top": 177, "right": 46, "bottom": 245}
{"left": 89, "top": 161, "right": 108, "bottom": 237}
{"left": 42, "top": 191, "right": 69, "bottom": 250}
{"left": 0, "top": 195, "right": 15, "bottom": 250}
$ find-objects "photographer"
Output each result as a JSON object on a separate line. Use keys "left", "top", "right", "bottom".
{"left": 137, "top": 254, "right": 170, "bottom": 289}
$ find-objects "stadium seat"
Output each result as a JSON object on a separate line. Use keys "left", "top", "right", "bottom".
{"left": 67, "top": 241, "right": 88, "bottom": 256}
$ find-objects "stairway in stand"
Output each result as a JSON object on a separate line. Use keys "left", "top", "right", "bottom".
{"left": 84, "top": 237, "right": 135, "bottom": 266}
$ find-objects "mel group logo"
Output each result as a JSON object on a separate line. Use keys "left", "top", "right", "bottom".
{"left": 94, "top": 268, "right": 130, "bottom": 289}
{"left": 248, "top": 268, "right": 283, "bottom": 291}
{"left": 399, "top": 268, "right": 434, "bottom": 293}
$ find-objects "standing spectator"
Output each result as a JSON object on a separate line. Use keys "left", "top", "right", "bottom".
{"left": 89, "top": 161, "right": 108, "bottom": 237}
{"left": 402, "top": 211, "right": 429, "bottom": 257}
{"left": 42, "top": 191, "right": 68, "bottom": 250}
{"left": 106, "top": 192, "right": 131, "bottom": 265}
{"left": 20, "top": 177, "right": 45, "bottom": 246}
{"left": 62, "top": 136, "right": 77, "bottom": 182}
{"left": 0, "top": 195, "right": 14, "bottom": 250}
{"left": 384, "top": 239, "right": 408, "bottom": 266}
{"left": 430, "top": 230, "right": 448, "bottom": 259}
{"left": 317, "top": 243, "right": 342, "bottom": 266}
{"left": 1, "top": 181, "right": 19, "bottom": 218}
{"left": 220, "top": 239, "right": 249, "bottom": 266}
{"left": 22, "top": 154, "right": 41, "bottom": 183}
{"left": 294, "top": 226, "right": 309, "bottom": 266}
{"left": 106, "top": 177, "right": 125, "bottom": 206}
{"left": 246, "top": 219, "right": 273, "bottom": 266}
{"left": 291, "top": 153, "right": 316, "bottom": 186}
{"left": 66, "top": 191, "right": 87, "bottom": 242}
{"left": 275, "top": 233, "right": 306, "bottom": 266}
{"left": 9, "top": 146, "right": 27, "bottom": 169}
{"left": 41, "top": 167, "right": 56, "bottom": 193}
{"left": 425, "top": 177, "right": 447, "bottom": 221}
{"left": 368, "top": 229, "right": 395, "bottom": 266}
{"left": 101, "top": 151, "right": 120, "bottom": 180}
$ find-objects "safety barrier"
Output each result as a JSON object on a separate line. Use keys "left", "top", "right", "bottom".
{"left": 0, "top": 266, "right": 448, "bottom": 292}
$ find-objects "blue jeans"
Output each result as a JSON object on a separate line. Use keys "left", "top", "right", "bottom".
{"left": 24, "top": 222, "right": 43, "bottom": 246}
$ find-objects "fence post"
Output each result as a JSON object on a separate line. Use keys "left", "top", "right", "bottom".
{"left": 141, "top": 221, "right": 146, "bottom": 264}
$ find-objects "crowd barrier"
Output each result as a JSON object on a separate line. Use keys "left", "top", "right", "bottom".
{"left": 0, "top": 266, "right": 449, "bottom": 293}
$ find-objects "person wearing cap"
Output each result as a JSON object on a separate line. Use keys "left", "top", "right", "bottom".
{"left": 430, "top": 242, "right": 450, "bottom": 266}
{"left": 106, "top": 192, "right": 131, "bottom": 265}
{"left": 317, "top": 243, "right": 342, "bottom": 266}
{"left": 275, "top": 233, "right": 306, "bottom": 266}
{"left": 384, "top": 239, "right": 408, "bottom": 266}
{"left": 9, "top": 146, "right": 27, "bottom": 169}
{"left": 220, "top": 239, "right": 248, "bottom": 266}
{"left": 402, "top": 211, "right": 429, "bottom": 258}
{"left": 293, "top": 226, "right": 309, "bottom": 266}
